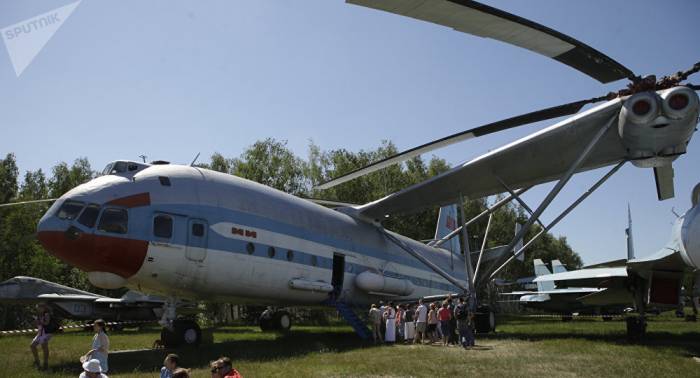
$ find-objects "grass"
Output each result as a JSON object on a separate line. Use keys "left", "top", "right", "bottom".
{"left": 0, "top": 312, "right": 698, "bottom": 377}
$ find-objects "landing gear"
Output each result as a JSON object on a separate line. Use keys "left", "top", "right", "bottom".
{"left": 625, "top": 316, "right": 646, "bottom": 340}
{"left": 259, "top": 308, "right": 292, "bottom": 332}
{"left": 158, "top": 299, "right": 202, "bottom": 347}
{"left": 474, "top": 305, "right": 496, "bottom": 333}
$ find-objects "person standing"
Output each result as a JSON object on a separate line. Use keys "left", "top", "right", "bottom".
{"left": 368, "top": 304, "right": 383, "bottom": 343}
{"left": 83, "top": 319, "right": 110, "bottom": 373}
{"left": 378, "top": 301, "right": 386, "bottom": 337}
{"left": 427, "top": 302, "right": 439, "bottom": 344}
{"left": 438, "top": 302, "right": 452, "bottom": 346}
{"left": 413, "top": 299, "right": 428, "bottom": 344}
{"left": 395, "top": 305, "right": 405, "bottom": 342}
{"left": 30, "top": 303, "right": 56, "bottom": 370}
{"left": 403, "top": 304, "right": 415, "bottom": 343}
{"left": 384, "top": 301, "right": 396, "bottom": 343}
{"left": 454, "top": 297, "right": 470, "bottom": 348}
{"left": 447, "top": 296, "right": 457, "bottom": 345}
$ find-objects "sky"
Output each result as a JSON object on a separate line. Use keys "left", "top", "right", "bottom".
{"left": 1, "top": 0, "right": 699, "bottom": 266}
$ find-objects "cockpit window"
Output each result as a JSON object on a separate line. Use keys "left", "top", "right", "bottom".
{"left": 97, "top": 208, "right": 128, "bottom": 234}
{"left": 77, "top": 204, "right": 101, "bottom": 228}
{"left": 56, "top": 201, "right": 85, "bottom": 220}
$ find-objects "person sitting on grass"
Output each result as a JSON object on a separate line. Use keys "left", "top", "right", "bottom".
{"left": 172, "top": 367, "right": 191, "bottom": 378}
{"left": 161, "top": 353, "right": 180, "bottom": 378}
{"left": 210, "top": 357, "right": 242, "bottom": 378}
{"left": 79, "top": 358, "right": 109, "bottom": 378}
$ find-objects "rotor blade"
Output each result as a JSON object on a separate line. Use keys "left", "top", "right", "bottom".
{"left": 0, "top": 198, "right": 57, "bottom": 208}
{"left": 302, "top": 197, "right": 360, "bottom": 208}
{"left": 315, "top": 97, "right": 603, "bottom": 190}
{"left": 347, "top": 0, "right": 636, "bottom": 83}
{"left": 653, "top": 165, "right": 675, "bottom": 201}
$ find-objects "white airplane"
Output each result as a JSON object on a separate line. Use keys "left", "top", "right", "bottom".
{"left": 5, "top": 1, "right": 699, "bottom": 345}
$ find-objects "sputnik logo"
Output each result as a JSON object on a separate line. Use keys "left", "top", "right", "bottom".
{"left": 1, "top": 1, "right": 81, "bottom": 77}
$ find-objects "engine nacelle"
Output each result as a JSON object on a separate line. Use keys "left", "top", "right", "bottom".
{"left": 355, "top": 271, "right": 414, "bottom": 296}
{"left": 618, "top": 86, "right": 699, "bottom": 168}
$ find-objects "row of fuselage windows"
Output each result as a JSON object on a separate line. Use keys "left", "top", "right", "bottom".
{"left": 57, "top": 201, "right": 128, "bottom": 234}
{"left": 59, "top": 203, "right": 320, "bottom": 266}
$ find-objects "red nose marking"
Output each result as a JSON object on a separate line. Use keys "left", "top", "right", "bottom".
{"left": 37, "top": 231, "right": 147, "bottom": 278}
{"left": 107, "top": 192, "right": 150, "bottom": 208}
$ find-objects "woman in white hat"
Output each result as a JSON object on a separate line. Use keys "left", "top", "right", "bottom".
{"left": 79, "top": 358, "right": 109, "bottom": 378}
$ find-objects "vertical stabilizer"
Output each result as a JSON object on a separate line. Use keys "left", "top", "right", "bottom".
{"left": 626, "top": 204, "right": 635, "bottom": 260}
{"left": 551, "top": 260, "right": 567, "bottom": 273}
{"left": 533, "top": 259, "right": 554, "bottom": 291}
{"left": 435, "top": 204, "right": 461, "bottom": 256}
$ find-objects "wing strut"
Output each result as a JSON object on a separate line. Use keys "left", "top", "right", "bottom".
{"left": 484, "top": 114, "right": 618, "bottom": 282}
{"left": 380, "top": 229, "right": 469, "bottom": 293}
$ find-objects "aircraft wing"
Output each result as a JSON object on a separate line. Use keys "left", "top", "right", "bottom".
{"left": 577, "top": 287, "right": 632, "bottom": 306}
{"left": 347, "top": 0, "right": 634, "bottom": 83}
{"left": 356, "top": 98, "right": 624, "bottom": 219}
{"left": 533, "top": 267, "right": 628, "bottom": 288}
{"left": 37, "top": 293, "right": 103, "bottom": 301}
{"left": 627, "top": 248, "right": 687, "bottom": 274}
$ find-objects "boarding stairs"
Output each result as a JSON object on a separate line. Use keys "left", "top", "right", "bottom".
{"left": 334, "top": 301, "right": 372, "bottom": 340}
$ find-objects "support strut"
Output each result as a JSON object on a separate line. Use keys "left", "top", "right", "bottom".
{"left": 485, "top": 115, "right": 617, "bottom": 281}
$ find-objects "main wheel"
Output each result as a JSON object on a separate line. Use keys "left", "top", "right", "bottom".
{"left": 273, "top": 310, "right": 292, "bottom": 332}
{"left": 474, "top": 306, "right": 496, "bottom": 333}
{"left": 166, "top": 319, "right": 201, "bottom": 347}
{"left": 625, "top": 316, "right": 646, "bottom": 340}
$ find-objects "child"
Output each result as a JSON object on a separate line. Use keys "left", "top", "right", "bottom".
{"left": 161, "top": 353, "right": 180, "bottom": 378}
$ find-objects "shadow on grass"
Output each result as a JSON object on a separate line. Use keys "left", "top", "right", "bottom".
{"left": 482, "top": 328, "right": 700, "bottom": 356}
{"left": 50, "top": 328, "right": 372, "bottom": 375}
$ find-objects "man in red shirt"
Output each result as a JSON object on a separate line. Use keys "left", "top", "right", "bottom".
{"left": 210, "top": 357, "right": 242, "bottom": 378}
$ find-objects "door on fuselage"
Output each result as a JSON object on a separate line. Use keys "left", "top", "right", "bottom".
{"left": 186, "top": 219, "right": 208, "bottom": 262}
{"left": 331, "top": 253, "right": 345, "bottom": 301}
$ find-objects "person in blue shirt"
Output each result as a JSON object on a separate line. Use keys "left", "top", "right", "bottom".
{"left": 160, "top": 353, "right": 180, "bottom": 378}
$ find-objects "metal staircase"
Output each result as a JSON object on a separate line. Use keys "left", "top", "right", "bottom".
{"left": 334, "top": 301, "right": 371, "bottom": 340}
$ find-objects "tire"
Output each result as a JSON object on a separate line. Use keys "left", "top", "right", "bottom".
{"left": 273, "top": 311, "right": 292, "bottom": 333}
{"left": 173, "top": 319, "right": 202, "bottom": 346}
{"left": 474, "top": 306, "right": 495, "bottom": 333}
{"left": 161, "top": 327, "right": 179, "bottom": 348}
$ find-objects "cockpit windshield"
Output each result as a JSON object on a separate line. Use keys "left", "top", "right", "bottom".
{"left": 56, "top": 201, "right": 85, "bottom": 220}
{"left": 101, "top": 161, "right": 148, "bottom": 176}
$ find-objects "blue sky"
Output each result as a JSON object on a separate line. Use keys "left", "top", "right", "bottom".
{"left": 1, "top": 0, "right": 699, "bottom": 265}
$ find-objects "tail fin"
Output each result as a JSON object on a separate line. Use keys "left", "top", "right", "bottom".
{"left": 533, "top": 259, "right": 554, "bottom": 291}
{"left": 435, "top": 204, "right": 461, "bottom": 256}
{"left": 514, "top": 223, "right": 524, "bottom": 261}
{"left": 551, "top": 260, "right": 567, "bottom": 273}
{"left": 626, "top": 204, "right": 635, "bottom": 260}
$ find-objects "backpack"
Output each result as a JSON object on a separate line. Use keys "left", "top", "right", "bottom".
{"left": 455, "top": 304, "right": 468, "bottom": 320}
{"left": 43, "top": 315, "right": 60, "bottom": 334}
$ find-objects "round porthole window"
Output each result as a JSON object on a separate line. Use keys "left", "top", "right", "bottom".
{"left": 311, "top": 255, "right": 318, "bottom": 266}
{"left": 246, "top": 242, "right": 255, "bottom": 254}
{"left": 287, "top": 250, "right": 294, "bottom": 261}
{"left": 268, "top": 246, "right": 276, "bottom": 258}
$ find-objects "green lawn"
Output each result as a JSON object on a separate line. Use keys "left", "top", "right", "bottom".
{"left": 1, "top": 313, "right": 698, "bottom": 377}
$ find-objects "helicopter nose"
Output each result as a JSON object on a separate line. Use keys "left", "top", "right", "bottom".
{"left": 36, "top": 208, "right": 148, "bottom": 280}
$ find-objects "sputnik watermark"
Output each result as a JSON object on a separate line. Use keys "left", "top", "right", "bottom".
{"left": 1, "top": 0, "right": 81, "bottom": 77}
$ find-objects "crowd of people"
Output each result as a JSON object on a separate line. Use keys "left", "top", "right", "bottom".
{"left": 369, "top": 295, "right": 476, "bottom": 349}
{"left": 29, "top": 304, "right": 243, "bottom": 377}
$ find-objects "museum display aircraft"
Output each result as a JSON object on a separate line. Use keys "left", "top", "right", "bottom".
{"left": 0, "top": 276, "right": 170, "bottom": 325}
{"left": 3, "top": 1, "right": 699, "bottom": 345}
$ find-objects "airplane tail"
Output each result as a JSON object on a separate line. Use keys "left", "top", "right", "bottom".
{"left": 626, "top": 204, "right": 635, "bottom": 260}
{"left": 435, "top": 204, "right": 461, "bottom": 256}
{"left": 533, "top": 259, "right": 554, "bottom": 291}
{"left": 551, "top": 260, "right": 567, "bottom": 273}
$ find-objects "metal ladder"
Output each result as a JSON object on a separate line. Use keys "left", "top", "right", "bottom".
{"left": 334, "top": 301, "right": 372, "bottom": 340}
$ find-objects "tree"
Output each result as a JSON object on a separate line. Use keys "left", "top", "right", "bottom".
{"left": 231, "top": 139, "right": 307, "bottom": 195}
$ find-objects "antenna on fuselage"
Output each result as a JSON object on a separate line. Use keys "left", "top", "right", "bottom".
{"left": 190, "top": 152, "right": 201, "bottom": 167}
{"left": 138, "top": 154, "right": 147, "bottom": 163}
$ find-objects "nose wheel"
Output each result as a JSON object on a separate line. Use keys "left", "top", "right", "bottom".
{"left": 161, "top": 319, "right": 202, "bottom": 347}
